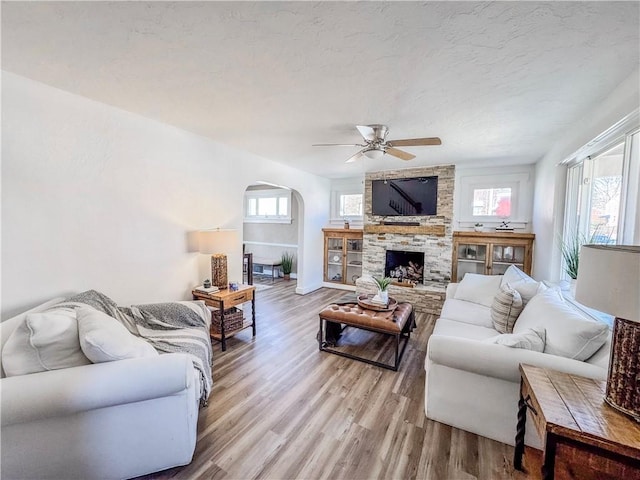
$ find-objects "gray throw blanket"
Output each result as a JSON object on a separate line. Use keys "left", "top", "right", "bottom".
{"left": 46, "top": 290, "right": 213, "bottom": 407}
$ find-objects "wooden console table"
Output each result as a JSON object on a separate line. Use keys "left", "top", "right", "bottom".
{"left": 514, "top": 364, "right": 640, "bottom": 480}
{"left": 193, "top": 285, "right": 256, "bottom": 351}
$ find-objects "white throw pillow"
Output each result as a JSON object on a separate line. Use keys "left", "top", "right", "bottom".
{"left": 2, "top": 309, "right": 91, "bottom": 376}
{"left": 491, "top": 284, "right": 524, "bottom": 333}
{"left": 77, "top": 306, "right": 158, "bottom": 363}
{"left": 509, "top": 279, "right": 547, "bottom": 305}
{"left": 485, "top": 327, "right": 546, "bottom": 352}
{"left": 501, "top": 265, "right": 533, "bottom": 286}
{"left": 513, "top": 288, "right": 609, "bottom": 360}
{"left": 454, "top": 273, "right": 503, "bottom": 307}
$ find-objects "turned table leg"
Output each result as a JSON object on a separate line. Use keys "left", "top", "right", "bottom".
{"left": 514, "top": 378, "right": 527, "bottom": 471}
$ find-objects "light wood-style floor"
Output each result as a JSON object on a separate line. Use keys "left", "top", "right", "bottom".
{"left": 139, "top": 280, "right": 542, "bottom": 480}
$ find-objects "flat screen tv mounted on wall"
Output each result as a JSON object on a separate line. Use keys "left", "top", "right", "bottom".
{"left": 371, "top": 176, "right": 438, "bottom": 216}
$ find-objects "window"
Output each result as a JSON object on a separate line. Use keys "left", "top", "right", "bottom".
{"left": 563, "top": 111, "right": 640, "bottom": 279}
{"left": 473, "top": 187, "right": 512, "bottom": 217}
{"left": 339, "top": 193, "right": 363, "bottom": 217}
{"left": 244, "top": 188, "right": 291, "bottom": 223}
{"left": 330, "top": 178, "right": 364, "bottom": 225}
{"left": 456, "top": 167, "right": 532, "bottom": 228}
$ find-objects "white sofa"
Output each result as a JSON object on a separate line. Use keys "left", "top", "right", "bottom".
{"left": 425, "top": 280, "right": 611, "bottom": 449}
{"left": 1, "top": 297, "right": 203, "bottom": 480}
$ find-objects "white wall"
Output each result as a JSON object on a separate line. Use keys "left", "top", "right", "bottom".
{"left": 532, "top": 68, "right": 640, "bottom": 281}
{"left": 1, "top": 73, "right": 330, "bottom": 319}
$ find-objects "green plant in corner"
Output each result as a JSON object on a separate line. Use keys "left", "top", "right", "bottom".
{"left": 372, "top": 276, "right": 392, "bottom": 291}
{"left": 560, "top": 234, "right": 583, "bottom": 280}
{"left": 281, "top": 251, "right": 295, "bottom": 277}
{"left": 560, "top": 225, "right": 613, "bottom": 279}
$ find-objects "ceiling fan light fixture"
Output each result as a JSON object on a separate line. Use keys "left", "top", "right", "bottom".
{"left": 363, "top": 147, "right": 385, "bottom": 160}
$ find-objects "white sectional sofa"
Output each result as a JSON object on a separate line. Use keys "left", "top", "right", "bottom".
{"left": 424, "top": 270, "right": 611, "bottom": 448}
{"left": 1, "top": 294, "right": 211, "bottom": 480}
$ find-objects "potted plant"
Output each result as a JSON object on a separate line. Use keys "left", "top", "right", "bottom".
{"left": 372, "top": 276, "right": 392, "bottom": 305}
{"left": 281, "top": 251, "right": 295, "bottom": 280}
{"left": 474, "top": 223, "right": 484, "bottom": 232}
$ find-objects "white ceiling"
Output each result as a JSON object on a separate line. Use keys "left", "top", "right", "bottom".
{"left": 2, "top": 1, "right": 638, "bottom": 178}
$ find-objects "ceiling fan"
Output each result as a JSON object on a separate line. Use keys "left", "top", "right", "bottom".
{"left": 313, "top": 124, "right": 441, "bottom": 163}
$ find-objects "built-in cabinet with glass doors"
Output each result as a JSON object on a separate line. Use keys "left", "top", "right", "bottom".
{"left": 452, "top": 231, "right": 535, "bottom": 282}
{"left": 323, "top": 228, "right": 363, "bottom": 288}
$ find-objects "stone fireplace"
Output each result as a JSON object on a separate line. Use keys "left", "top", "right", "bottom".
{"left": 355, "top": 164, "right": 455, "bottom": 314}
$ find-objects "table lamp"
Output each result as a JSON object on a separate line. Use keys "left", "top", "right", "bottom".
{"left": 575, "top": 244, "right": 640, "bottom": 420}
{"left": 198, "top": 229, "right": 238, "bottom": 289}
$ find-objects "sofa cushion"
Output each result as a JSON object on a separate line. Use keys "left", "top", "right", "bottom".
{"left": 1, "top": 309, "right": 91, "bottom": 376}
{"left": 501, "top": 265, "right": 533, "bottom": 285}
{"left": 513, "top": 288, "right": 609, "bottom": 361}
{"left": 501, "top": 265, "right": 546, "bottom": 304}
{"left": 440, "top": 298, "right": 493, "bottom": 328}
{"left": 433, "top": 317, "right": 498, "bottom": 341}
{"left": 485, "top": 327, "right": 546, "bottom": 352}
{"left": 454, "top": 273, "right": 502, "bottom": 308}
{"left": 77, "top": 306, "right": 158, "bottom": 363}
{"left": 491, "top": 284, "right": 524, "bottom": 333}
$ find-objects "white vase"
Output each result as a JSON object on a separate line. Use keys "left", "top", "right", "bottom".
{"left": 378, "top": 290, "right": 389, "bottom": 304}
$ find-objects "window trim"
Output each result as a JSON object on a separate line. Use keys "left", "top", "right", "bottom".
{"left": 330, "top": 188, "right": 364, "bottom": 225}
{"left": 457, "top": 173, "right": 530, "bottom": 225}
{"left": 244, "top": 188, "right": 292, "bottom": 224}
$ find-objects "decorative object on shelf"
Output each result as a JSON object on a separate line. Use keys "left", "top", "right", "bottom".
{"left": 474, "top": 223, "right": 484, "bottom": 232}
{"left": 332, "top": 255, "right": 340, "bottom": 262}
{"left": 281, "top": 251, "right": 295, "bottom": 280}
{"left": 344, "top": 220, "right": 350, "bottom": 229}
{"left": 198, "top": 229, "right": 238, "bottom": 289}
{"left": 575, "top": 245, "right": 640, "bottom": 421}
{"left": 371, "top": 276, "right": 392, "bottom": 306}
{"left": 352, "top": 274, "right": 360, "bottom": 283}
{"left": 203, "top": 279, "right": 212, "bottom": 289}
{"left": 496, "top": 220, "right": 514, "bottom": 231}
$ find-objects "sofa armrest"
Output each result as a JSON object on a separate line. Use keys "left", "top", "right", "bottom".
{"left": 446, "top": 283, "right": 458, "bottom": 299}
{"left": 1, "top": 353, "right": 194, "bottom": 426}
{"left": 427, "top": 335, "right": 608, "bottom": 383}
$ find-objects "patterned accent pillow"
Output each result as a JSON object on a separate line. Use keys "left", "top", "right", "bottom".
{"left": 491, "top": 284, "right": 524, "bottom": 333}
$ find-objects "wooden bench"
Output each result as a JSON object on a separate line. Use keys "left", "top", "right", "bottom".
{"left": 318, "top": 301, "right": 414, "bottom": 371}
{"left": 251, "top": 257, "right": 282, "bottom": 282}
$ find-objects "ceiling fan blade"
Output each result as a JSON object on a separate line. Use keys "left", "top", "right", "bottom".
{"left": 388, "top": 137, "right": 442, "bottom": 147}
{"left": 356, "top": 125, "right": 377, "bottom": 142}
{"left": 385, "top": 147, "right": 416, "bottom": 161}
{"left": 312, "top": 143, "right": 364, "bottom": 147}
{"left": 345, "top": 151, "right": 365, "bottom": 163}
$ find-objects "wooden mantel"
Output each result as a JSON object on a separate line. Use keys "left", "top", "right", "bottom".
{"left": 363, "top": 224, "right": 446, "bottom": 236}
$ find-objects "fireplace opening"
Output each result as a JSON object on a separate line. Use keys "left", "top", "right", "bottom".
{"left": 385, "top": 250, "right": 424, "bottom": 284}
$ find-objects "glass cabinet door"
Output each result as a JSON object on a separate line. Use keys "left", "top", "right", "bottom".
{"left": 326, "top": 237, "right": 344, "bottom": 282}
{"left": 345, "top": 238, "right": 363, "bottom": 285}
{"left": 456, "top": 243, "right": 487, "bottom": 280}
{"left": 491, "top": 244, "right": 526, "bottom": 275}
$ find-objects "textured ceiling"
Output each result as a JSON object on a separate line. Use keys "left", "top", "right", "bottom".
{"left": 2, "top": 1, "right": 639, "bottom": 178}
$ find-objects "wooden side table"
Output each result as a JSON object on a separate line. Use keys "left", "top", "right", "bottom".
{"left": 192, "top": 285, "right": 256, "bottom": 351}
{"left": 514, "top": 364, "right": 640, "bottom": 480}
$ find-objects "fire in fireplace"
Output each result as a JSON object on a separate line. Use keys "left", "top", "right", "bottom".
{"left": 385, "top": 250, "right": 424, "bottom": 284}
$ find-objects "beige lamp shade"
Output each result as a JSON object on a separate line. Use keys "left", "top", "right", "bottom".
{"left": 574, "top": 244, "right": 640, "bottom": 421}
{"left": 198, "top": 229, "right": 238, "bottom": 254}
{"left": 198, "top": 229, "right": 238, "bottom": 289}
{"left": 574, "top": 245, "right": 640, "bottom": 322}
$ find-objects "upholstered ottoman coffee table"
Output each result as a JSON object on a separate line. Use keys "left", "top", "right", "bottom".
{"left": 318, "top": 299, "right": 414, "bottom": 371}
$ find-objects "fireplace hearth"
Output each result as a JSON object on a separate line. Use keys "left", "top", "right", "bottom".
{"left": 385, "top": 250, "right": 424, "bottom": 284}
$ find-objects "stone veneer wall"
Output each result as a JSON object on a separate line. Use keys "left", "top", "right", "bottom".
{"left": 356, "top": 164, "right": 455, "bottom": 314}
{"left": 363, "top": 165, "right": 455, "bottom": 282}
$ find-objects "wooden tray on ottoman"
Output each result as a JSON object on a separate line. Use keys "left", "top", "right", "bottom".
{"left": 211, "top": 307, "right": 244, "bottom": 334}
